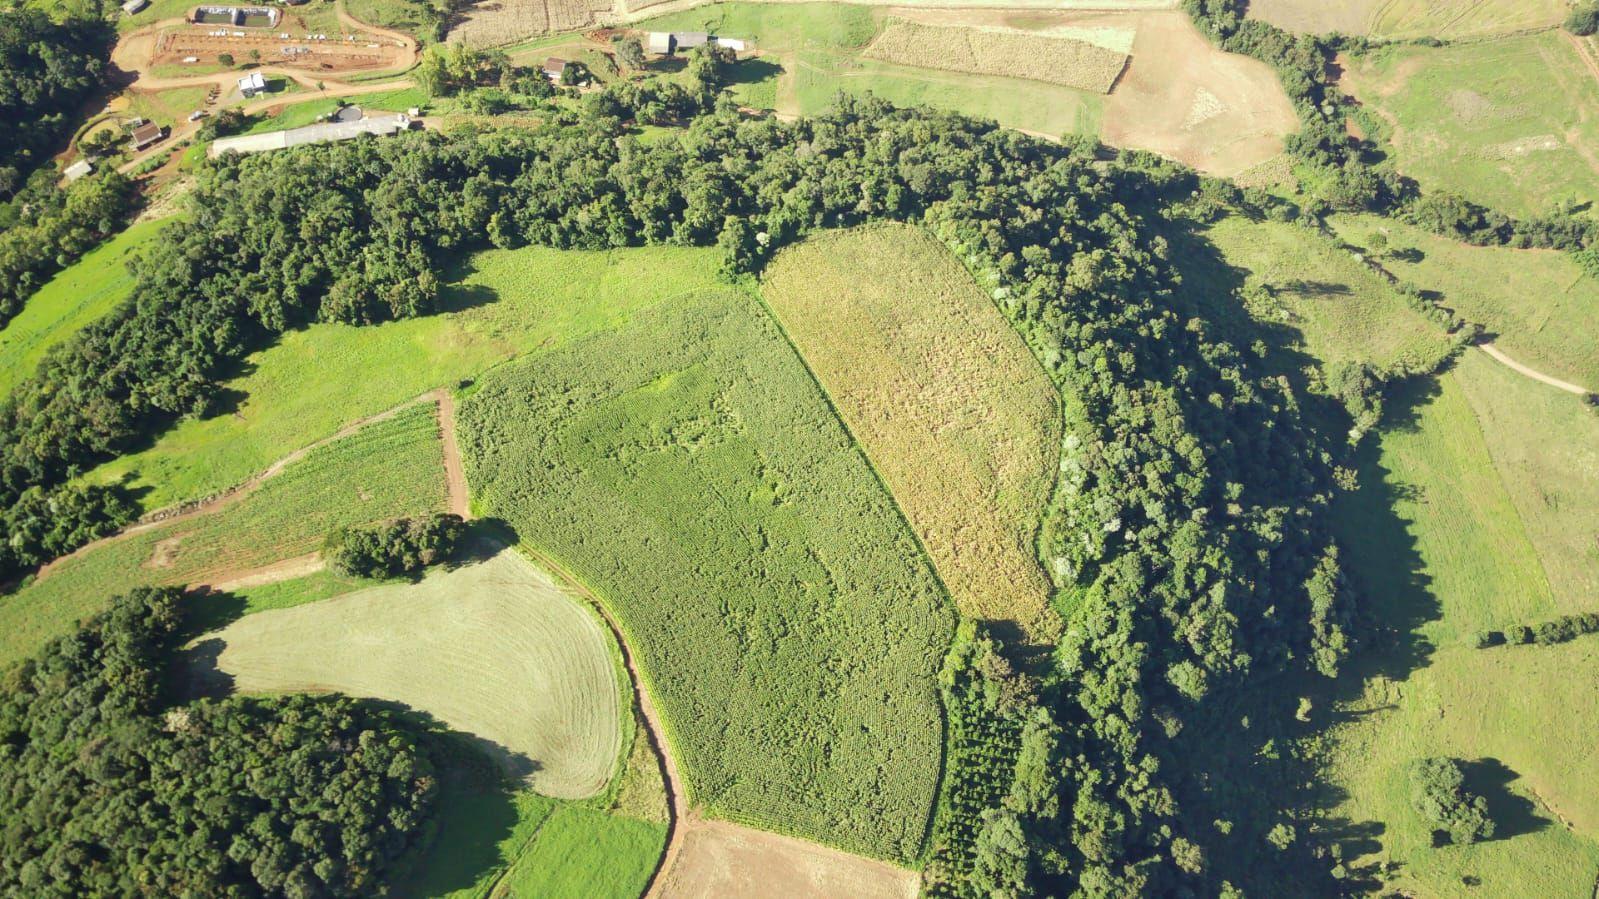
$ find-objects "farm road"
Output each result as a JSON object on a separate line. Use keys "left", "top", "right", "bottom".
{"left": 1478, "top": 343, "right": 1592, "bottom": 396}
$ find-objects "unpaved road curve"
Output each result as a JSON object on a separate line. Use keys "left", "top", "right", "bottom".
{"left": 1478, "top": 343, "right": 1592, "bottom": 396}
{"left": 513, "top": 543, "right": 688, "bottom": 899}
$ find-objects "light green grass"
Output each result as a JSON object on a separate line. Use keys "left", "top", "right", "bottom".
{"left": 638, "top": 2, "right": 879, "bottom": 52}
{"left": 1368, "top": 0, "right": 1569, "bottom": 39}
{"left": 1323, "top": 358, "right": 1599, "bottom": 896}
{"left": 344, "top": 0, "right": 437, "bottom": 41}
{"left": 1331, "top": 213, "right": 1599, "bottom": 390}
{"left": 245, "top": 85, "right": 432, "bottom": 133}
{"left": 128, "top": 87, "right": 210, "bottom": 129}
{"left": 499, "top": 806, "right": 665, "bottom": 899}
{"left": 0, "top": 403, "right": 445, "bottom": 668}
{"left": 86, "top": 243, "right": 725, "bottom": 512}
{"left": 460, "top": 291, "right": 953, "bottom": 862}
{"left": 0, "top": 218, "right": 170, "bottom": 399}
{"left": 402, "top": 785, "right": 558, "bottom": 899}
{"left": 1347, "top": 34, "right": 1599, "bottom": 220}
{"left": 1202, "top": 215, "right": 1454, "bottom": 373}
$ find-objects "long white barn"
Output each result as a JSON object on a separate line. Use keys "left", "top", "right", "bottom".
{"left": 209, "top": 113, "right": 414, "bottom": 158}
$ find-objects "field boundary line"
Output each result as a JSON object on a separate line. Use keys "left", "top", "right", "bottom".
{"left": 509, "top": 542, "right": 688, "bottom": 899}
{"left": 32, "top": 389, "right": 444, "bottom": 583}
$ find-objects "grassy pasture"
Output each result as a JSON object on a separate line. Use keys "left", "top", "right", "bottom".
{"left": 863, "top": 20, "right": 1126, "bottom": 92}
{"left": 1325, "top": 365, "right": 1599, "bottom": 897}
{"left": 460, "top": 291, "right": 954, "bottom": 862}
{"left": 0, "top": 218, "right": 168, "bottom": 399}
{"left": 498, "top": 806, "right": 666, "bottom": 898}
{"left": 87, "top": 242, "right": 725, "bottom": 512}
{"left": 1200, "top": 216, "right": 1454, "bottom": 373}
{"left": 0, "top": 403, "right": 446, "bottom": 668}
{"left": 1344, "top": 34, "right": 1599, "bottom": 220}
{"left": 761, "top": 225, "right": 1061, "bottom": 645}
{"left": 204, "top": 548, "right": 624, "bottom": 799}
{"left": 1330, "top": 214, "right": 1599, "bottom": 390}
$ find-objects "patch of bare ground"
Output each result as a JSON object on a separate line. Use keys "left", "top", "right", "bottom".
{"left": 659, "top": 820, "right": 919, "bottom": 899}
{"left": 1100, "top": 10, "right": 1298, "bottom": 176}
{"left": 1245, "top": 0, "right": 1381, "bottom": 35}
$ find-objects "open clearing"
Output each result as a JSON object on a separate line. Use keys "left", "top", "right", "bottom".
{"left": 85, "top": 242, "right": 725, "bottom": 512}
{"left": 202, "top": 549, "right": 623, "bottom": 799}
{"left": 0, "top": 218, "right": 168, "bottom": 400}
{"left": 639, "top": 4, "right": 1292, "bottom": 172}
{"left": 1329, "top": 214, "right": 1599, "bottom": 389}
{"left": 0, "top": 402, "right": 446, "bottom": 668}
{"left": 1342, "top": 34, "right": 1599, "bottom": 220}
{"left": 761, "top": 225, "right": 1061, "bottom": 645}
{"left": 1249, "top": 0, "right": 1567, "bottom": 39}
{"left": 863, "top": 20, "right": 1126, "bottom": 92}
{"left": 461, "top": 290, "right": 953, "bottom": 862}
{"left": 497, "top": 805, "right": 665, "bottom": 898}
{"left": 660, "top": 819, "right": 919, "bottom": 899}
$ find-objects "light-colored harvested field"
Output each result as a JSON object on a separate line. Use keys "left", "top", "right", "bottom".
{"left": 661, "top": 819, "right": 920, "bottom": 899}
{"left": 622, "top": 0, "right": 1176, "bottom": 18}
{"left": 863, "top": 20, "right": 1127, "bottom": 92}
{"left": 204, "top": 549, "right": 624, "bottom": 799}
{"left": 1101, "top": 11, "right": 1297, "bottom": 176}
{"left": 450, "top": 0, "right": 550, "bottom": 48}
{"left": 761, "top": 224, "right": 1061, "bottom": 645}
{"left": 1248, "top": 0, "right": 1567, "bottom": 38}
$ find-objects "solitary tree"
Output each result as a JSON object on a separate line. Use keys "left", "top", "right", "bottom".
{"left": 217, "top": 52, "right": 234, "bottom": 67}
{"left": 613, "top": 36, "right": 645, "bottom": 70}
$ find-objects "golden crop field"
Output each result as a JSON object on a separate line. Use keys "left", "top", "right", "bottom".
{"left": 762, "top": 224, "right": 1062, "bottom": 646}
{"left": 863, "top": 20, "right": 1128, "bottom": 93}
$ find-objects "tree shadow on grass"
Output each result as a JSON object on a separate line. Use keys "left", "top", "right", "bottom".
{"left": 1462, "top": 757, "right": 1551, "bottom": 842}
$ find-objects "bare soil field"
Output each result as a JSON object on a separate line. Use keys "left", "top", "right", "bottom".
{"left": 659, "top": 820, "right": 919, "bottom": 899}
{"left": 1101, "top": 10, "right": 1297, "bottom": 176}
{"left": 203, "top": 548, "right": 624, "bottom": 799}
{"left": 864, "top": 20, "right": 1127, "bottom": 92}
{"left": 762, "top": 224, "right": 1061, "bottom": 646}
{"left": 1244, "top": 0, "right": 1381, "bottom": 35}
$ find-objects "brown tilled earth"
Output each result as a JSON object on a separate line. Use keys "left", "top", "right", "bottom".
{"left": 659, "top": 820, "right": 919, "bottom": 899}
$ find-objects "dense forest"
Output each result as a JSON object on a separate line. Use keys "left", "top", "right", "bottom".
{"left": 0, "top": 587, "right": 438, "bottom": 894}
{"left": 0, "top": 41, "right": 1359, "bottom": 888}
{"left": 0, "top": 5, "right": 113, "bottom": 197}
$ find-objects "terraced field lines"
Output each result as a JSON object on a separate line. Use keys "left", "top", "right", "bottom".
{"left": 762, "top": 224, "right": 1061, "bottom": 646}
{"left": 864, "top": 20, "right": 1127, "bottom": 92}
{"left": 461, "top": 290, "right": 953, "bottom": 862}
{"left": 206, "top": 549, "right": 623, "bottom": 798}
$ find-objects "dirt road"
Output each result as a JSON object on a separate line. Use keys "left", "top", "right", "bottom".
{"left": 513, "top": 543, "right": 688, "bottom": 899}
{"left": 1478, "top": 343, "right": 1592, "bottom": 396}
{"left": 437, "top": 389, "right": 470, "bottom": 517}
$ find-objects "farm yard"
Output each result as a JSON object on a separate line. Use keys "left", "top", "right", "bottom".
{"left": 200, "top": 548, "right": 625, "bottom": 799}
{"left": 761, "top": 225, "right": 1062, "bottom": 646}
{"left": 0, "top": 402, "right": 447, "bottom": 668}
{"left": 1340, "top": 33, "right": 1599, "bottom": 221}
{"left": 459, "top": 291, "right": 954, "bottom": 862}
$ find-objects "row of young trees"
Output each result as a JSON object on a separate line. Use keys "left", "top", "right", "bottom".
{"left": 0, "top": 5, "right": 113, "bottom": 197}
{"left": 0, "top": 63, "right": 1350, "bottom": 891}
{"left": 0, "top": 587, "right": 438, "bottom": 894}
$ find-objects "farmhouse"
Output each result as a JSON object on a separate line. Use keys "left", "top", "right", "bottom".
{"left": 542, "top": 57, "right": 568, "bottom": 80}
{"left": 647, "top": 31, "right": 738, "bottom": 55}
{"left": 121, "top": 0, "right": 148, "bottom": 14}
{"left": 238, "top": 71, "right": 267, "bottom": 98}
{"left": 208, "top": 113, "right": 414, "bottom": 157}
{"left": 130, "top": 122, "right": 165, "bottom": 150}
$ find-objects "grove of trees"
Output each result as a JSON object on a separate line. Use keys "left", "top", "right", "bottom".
{"left": 0, "top": 587, "right": 438, "bottom": 894}
{"left": 0, "top": 5, "right": 112, "bottom": 196}
{"left": 325, "top": 512, "right": 466, "bottom": 577}
{"left": 1409, "top": 757, "right": 1495, "bottom": 846}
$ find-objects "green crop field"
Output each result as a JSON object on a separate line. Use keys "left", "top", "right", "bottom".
{"left": 1330, "top": 214, "right": 1599, "bottom": 390}
{"left": 87, "top": 243, "right": 724, "bottom": 512}
{"left": 637, "top": 3, "right": 1102, "bottom": 138}
{"left": 1344, "top": 34, "right": 1599, "bottom": 221}
{"left": 1324, "top": 357, "right": 1599, "bottom": 896}
{"left": 498, "top": 806, "right": 665, "bottom": 899}
{"left": 0, "top": 403, "right": 445, "bottom": 667}
{"left": 762, "top": 225, "right": 1061, "bottom": 645}
{"left": 205, "top": 549, "right": 624, "bottom": 799}
{"left": 0, "top": 218, "right": 169, "bottom": 399}
{"left": 460, "top": 291, "right": 954, "bottom": 862}
{"left": 1201, "top": 216, "right": 1455, "bottom": 373}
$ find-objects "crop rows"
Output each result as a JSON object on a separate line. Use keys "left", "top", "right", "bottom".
{"left": 460, "top": 290, "right": 954, "bottom": 862}
{"left": 865, "top": 21, "right": 1128, "bottom": 93}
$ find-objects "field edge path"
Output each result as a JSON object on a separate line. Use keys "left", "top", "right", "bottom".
{"left": 1477, "top": 342, "right": 1592, "bottom": 396}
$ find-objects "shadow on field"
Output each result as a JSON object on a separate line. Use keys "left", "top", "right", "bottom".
{"left": 1462, "top": 757, "right": 1550, "bottom": 842}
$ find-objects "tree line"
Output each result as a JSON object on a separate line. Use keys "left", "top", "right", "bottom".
{"left": 0, "top": 170, "right": 136, "bottom": 332}
{"left": 0, "top": 587, "right": 438, "bottom": 894}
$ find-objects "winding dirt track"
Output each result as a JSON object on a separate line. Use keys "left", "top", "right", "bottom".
{"left": 1477, "top": 342, "right": 1592, "bottom": 396}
